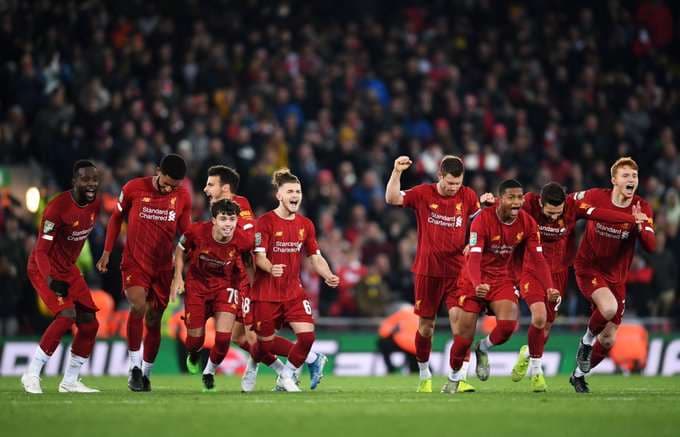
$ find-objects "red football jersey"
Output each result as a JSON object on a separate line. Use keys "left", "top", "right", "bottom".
{"left": 402, "top": 184, "right": 480, "bottom": 277}
{"left": 466, "top": 207, "right": 549, "bottom": 288}
{"left": 29, "top": 191, "right": 101, "bottom": 276}
{"left": 252, "top": 211, "right": 320, "bottom": 302}
{"left": 232, "top": 194, "right": 255, "bottom": 232}
{"left": 179, "top": 222, "right": 250, "bottom": 297}
{"left": 105, "top": 176, "right": 191, "bottom": 273}
{"left": 574, "top": 188, "right": 655, "bottom": 284}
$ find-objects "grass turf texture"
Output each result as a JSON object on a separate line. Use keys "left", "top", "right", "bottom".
{"left": 2, "top": 376, "right": 679, "bottom": 437}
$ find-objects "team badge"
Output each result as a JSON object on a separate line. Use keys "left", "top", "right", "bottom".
{"left": 455, "top": 203, "right": 462, "bottom": 212}
{"left": 72, "top": 220, "right": 79, "bottom": 227}
{"left": 142, "top": 197, "right": 151, "bottom": 202}
{"left": 516, "top": 232, "right": 524, "bottom": 241}
{"left": 429, "top": 203, "right": 439, "bottom": 210}
{"left": 274, "top": 231, "right": 283, "bottom": 237}
{"left": 170, "top": 197, "right": 177, "bottom": 208}
{"left": 43, "top": 220, "right": 55, "bottom": 234}
{"left": 492, "top": 235, "right": 501, "bottom": 241}
{"left": 298, "top": 228, "right": 305, "bottom": 240}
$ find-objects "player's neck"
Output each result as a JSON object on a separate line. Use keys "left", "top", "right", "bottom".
{"left": 70, "top": 190, "right": 89, "bottom": 208}
{"left": 274, "top": 205, "right": 295, "bottom": 220}
{"left": 611, "top": 190, "right": 633, "bottom": 208}
{"left": 212, "top": 227, "right": 233, "bottom": 244}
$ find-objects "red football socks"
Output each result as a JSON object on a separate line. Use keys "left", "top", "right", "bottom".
{"left": 527, "top": 324, "right": 545, "bottom": 358}
{"left": 415, "top": 331, "right": 432, "bottom": 363}
{"left": 71, "top": 319, "right": 99, "bottom": 358}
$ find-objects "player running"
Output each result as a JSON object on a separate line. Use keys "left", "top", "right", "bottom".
{"left": 386, "top": 155, "right": 492, "bottom": 393}
{"left": 22, "top": 160, "right": 102, "bottom": 394}
{"left": 510, "top": 182, "right": 639, "bottom": 390}
{"left": 445, "top": 179, "right": 554, "bottom": 393}
{"left": 170, "top": 199, "right": 249, "bottom": 392}
{"left": 96, "top": 154, "right": 192, "bottom": 392}
{"left": 250, "top": 168, "right": 339, "bottom": 392}
{"left": 570, "top": 157, "right": 654, "bottom": 393}
{"left": 202, "top": 165, "right": 326, "bottom": 391}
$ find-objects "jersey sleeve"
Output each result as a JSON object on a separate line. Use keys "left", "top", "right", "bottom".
{"left": 104, "top": 181, "right": 134, "bottom": 252}
{"left": 253, "top": 216, "right": 271, "bottom": 254}
{"left": 467, "top": 213, "right": 487, "bottom": 287}
{"left": 177, "top": 189, "right": 192, "bottom": 235}
{"left": 178, "top": 224, "right": 198, "bottom": 253}
{"left": 467, "top": 187, "right": 482, "bottom": 219}
{"left": 521, "top": 216, "right": 553, "bottom": 291}
{"left": 401, "top": 185, "right": 424, "bottom": 209}
{"left": 637, "top": 200, "right": 656, "bottom": 252}
{"left": 571, "top": 191, "right": 635, "bottom": 223}
{"left": 304, "top": 219, "right": 321, "bottom": 256}
{"left": 34, "top": 199, "right": 64, "bottom": 277}
{"left": 238, "top": 197, "right": 256, "bottom": 232}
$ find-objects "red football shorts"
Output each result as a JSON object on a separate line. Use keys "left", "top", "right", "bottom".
{"left": 575, "top": 268, "right": 627, "bottom": 325}
{"left": 252, "top": 296, "right": 315, "bottom": 337}
{"left": 413, "top": 274, "right": 459, "bottom": 318}
{"left": 121, "top": 262, "right": 173, "bottom": 311}
{"left": 184, "top": 286, "right": 239, "bottom": 330}
{"left": 456, "top": 275, "right": 519, "bottom": 314}
{"left": 236, "top": 294, "right": 254, "bottom": 326}
{"left": 27, "top": 262, "right": 98, "bottom": 315}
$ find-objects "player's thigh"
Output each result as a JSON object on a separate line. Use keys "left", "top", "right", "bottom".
{"left": 232, "top": 320, "right": 245, "bottom": 341}
{"left": 214, "top": 311, "right": 236, "bottom": 333}
{"left": 489, "top": 299, "right": 518, "bottom": 321}
{"left": 528, "top": 301, "right": 547, "bottom": 327}
{"left": 124, "top": 285, "right": 148, "bottom": 307}
{"left": 184, "top": 294, "right": 207, "bottom": 332}
{"left": 590, "top": 287, "right": 619, "bottom": 315}
{"left": 413, "top": 274, "right": 446, "bottom": 319}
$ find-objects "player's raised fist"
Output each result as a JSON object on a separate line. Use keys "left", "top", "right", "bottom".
{"left": 475, "top": 283, "right": 490, "bottom": 298}
{"left": 270, "top": 264, "right": 286, "bottom": 277}
{"left": 480, "top": 192, "right": 495, "bottom": 206}
{"left": 96, "top": 251, "right": 110, "bottom": 273}
{"left": 325, "top": 274, "right": 340, "bottom": 287}
{"left": 393, "top": 156, "right": 413, "bottom": 172}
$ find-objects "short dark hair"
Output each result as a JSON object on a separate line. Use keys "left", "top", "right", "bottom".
{"left": 272, "top": 168, "right": 300, "bottom": 188}
{"left": 540, "top": 182, "right": 566, "bottom": 206}
{"left": 440, "top": 155, "right": 464, "bottom": 177}
{"left": 498, "top": 179, "right": 523, "bottom": 196}
{"left": 208, "top": 165, "right": 240, "bottom": 192}
{"left": 73, "top": 160, "right": 96, "bottom": 178}
{"left": 211, "top": 199, "right": 241, "bottom": 218}
{"left": 160, "top": 154, "right": 187, "bottom": 180}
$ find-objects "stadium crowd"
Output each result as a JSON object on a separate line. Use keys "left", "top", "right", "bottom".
{"left": 0, "top": 0, "right": 679, "bottom": 335}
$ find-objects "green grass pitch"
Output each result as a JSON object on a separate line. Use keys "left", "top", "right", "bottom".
{"left": 2, "top": 375, "right": 679, "bottom": 437}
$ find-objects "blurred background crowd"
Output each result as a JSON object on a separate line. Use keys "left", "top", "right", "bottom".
{"left": 1, "top": 0, "right": 679, "bottom": 336}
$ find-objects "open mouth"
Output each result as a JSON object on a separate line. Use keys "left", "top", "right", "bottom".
{"left": 289, "top": 200, "right": 299, "bottom": 207}
{"left": 511, "top": 206, "right": 520, "bottom": 214}
{"left": 85, "top": 189, "right": 97, "bottom": 200}
{"left": 624, "top": 184, "right": 635, "bottom": 193}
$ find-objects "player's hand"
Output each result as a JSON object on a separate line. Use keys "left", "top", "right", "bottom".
{"left": 96, "top": 251, "right": 110, "bottom": 273}
{"left": 393, "top": 156, "right": 412, "bottom": 173}
{"left": 547, "top": 288, "right": 561, "bottom": 304}
{"left": 48, "top": 277, "right": 69, "bottom": 297}
{"left": 270, "top": 264, "right": 286, "bottom": 277}
{"left": 324, "top": 274, "right": 340, "bottom": 287}
{"left": 170, "top": 276, "right": 184, "bottom": 303}
{"left": 632, "top": 202, "right": 648, "bottom": 224}
{"left": 463, "top": 244, "right": 470, "bottom": 256}
{"left": 475, "top": 283, "right": 490, "bottom": 298}
{"left": 480, "top": 192, "right": 495, "bottom": 206}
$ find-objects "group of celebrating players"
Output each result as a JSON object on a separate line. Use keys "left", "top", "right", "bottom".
{"left": 20, "top": 150, "right": 654, "bottom": 395}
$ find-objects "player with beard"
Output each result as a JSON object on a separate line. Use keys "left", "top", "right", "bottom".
{"left": 22, "top": 160, "right": 102, "bottom": 394}
{"left": 97, "top": 154, "right": 192, "bottom": 392}
{"left": 510, "top": 182, "right": 639, "bottom": 391}
{"left": 202, "top": 166, "right": 327, "bottom": 391}
{"left": 250, "top": 168, "right": 339, "bottom": 392}
{"left": 570, "top": 158, "right": 653, "bottom": 393}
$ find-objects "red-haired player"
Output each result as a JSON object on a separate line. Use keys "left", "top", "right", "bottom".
{"left": 570, "top": 157, "right": 654, "bottom": 393}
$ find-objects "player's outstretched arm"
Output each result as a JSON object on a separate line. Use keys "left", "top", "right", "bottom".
{"left": 309, "top": 253, "right": 340, "bottom": 287}
{"left": 385, "top": 156, "right": 412, "bottom": 205}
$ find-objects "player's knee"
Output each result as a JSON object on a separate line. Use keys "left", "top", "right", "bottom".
{"left": 531, "top": 313, "right": 547, "bottom": 330}
{"left": 599, "top": 332, "right": 616, "bottom": 349}
{"left": 600, "top": 305, "right": 618, "bottom": 321}
{"left": 145, "top": 311, "right": 162, "bottom": 327}
{"left": 418, "top": 323, "right": 434, "bottom": 338}
{"left": 76, "top": 317, "right": 99, "bottom": 336}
